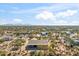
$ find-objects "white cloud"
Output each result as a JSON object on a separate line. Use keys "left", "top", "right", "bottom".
{"left": 35, "top": 11, "right": 56, "bottom": 20}
{"left": 56, "top": 10, "right": 78, "bottom": 17}
{"left": 35, "top": 10, "right": 79, "bottom": 25}
{"left": 35, "top": 9, "right": 78, "bottom": 21}
{"left": 13, "top": 18, "right": 23, "bottom": 23}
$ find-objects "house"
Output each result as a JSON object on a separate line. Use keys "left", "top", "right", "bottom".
{"left": 2, "top": 35, "right": 13, "bottom": 41}
{"left": 36, "top": 34, "right": 41, "bottom": 37}
{"left": 40, "top": 32, "right": 48, "bottom": 37}
{"left": 65, "top": 39, "right": 79, "bottom": 46}
{"left": 52, "top": 32, "right": 59, "bottom": 37}
{"left": 4, "top": 31, "right": 13, "bottom": 34}
{"left": 70, "top": 32, "right": 77, "bottom": 38}
{"left": 65, "top": 31, "right": 78, "bottom": 38}
{"left": 73, "top": 39, "right": 79, "bottom": 46}
{"left": 26, "top": 40, "right": 50, "bottom": 50}
{"left": 31, "top": 38, "right": 37, "bottom": 40}
{"left": 65, "top": 31, "right": 71, "bottom": 35}
{"left": 32, "top": 34, "right": 41, "bottom": 37}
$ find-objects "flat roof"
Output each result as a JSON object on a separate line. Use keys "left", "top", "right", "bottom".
{"left": 27, "top": 40, "right": 49, "bottom": 45}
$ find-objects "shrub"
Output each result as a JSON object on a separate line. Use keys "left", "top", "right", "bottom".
{"left": 0, "top": 39, "right": 5, "bottom": 44}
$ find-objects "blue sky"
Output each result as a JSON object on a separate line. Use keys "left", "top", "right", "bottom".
{"left": 0, "top": 3, "right": 79, "bottom": 25}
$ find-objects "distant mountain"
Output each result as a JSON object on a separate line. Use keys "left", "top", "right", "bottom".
{"left": 0, "top": 23, "right": 32, "bottom": 26}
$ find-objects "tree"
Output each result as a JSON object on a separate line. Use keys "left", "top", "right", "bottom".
{"left": 0, "top": 39, "right": 5, "bottom": 44}
{"left": 11, "top": 39, "right": 25, "bottom": 47}
{"left": 0, "top": 50, "right": 6, "bottom": 56}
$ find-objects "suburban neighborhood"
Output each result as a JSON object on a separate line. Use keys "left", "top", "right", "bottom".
{"left": 0, "top": 26, "right": 79, "bottom": 56}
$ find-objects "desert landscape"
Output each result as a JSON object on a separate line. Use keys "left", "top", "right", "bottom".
{"left": 0, "top": 25, "right": 79, "bottom": 56}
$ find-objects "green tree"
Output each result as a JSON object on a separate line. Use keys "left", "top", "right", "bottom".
{"left": 0, "top": 39, "right": 5, "bottom": 44}
{"left": 0, "top": 50, "right": 6, "bottom": 56}
{"left": 11, "top": 39, "right": 25, "bottom": 47}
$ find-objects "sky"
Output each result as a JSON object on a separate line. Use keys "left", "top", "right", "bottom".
{"left": 0, "top": 3, "right": 79, "bottom": 25}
